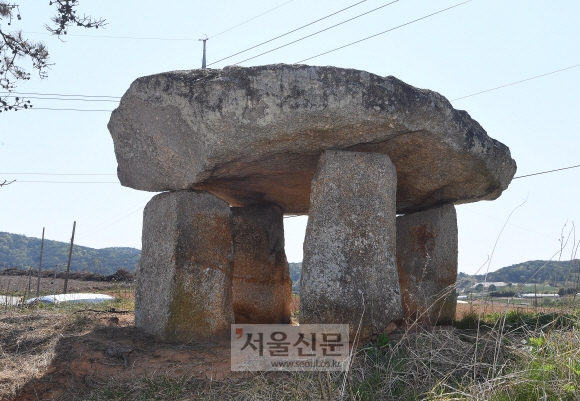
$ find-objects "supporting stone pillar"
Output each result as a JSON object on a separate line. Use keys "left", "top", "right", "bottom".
{"left": 135, "top": 190, "right": 234, "bottom": 342}
{"left": 232, "top": 204, "right": 292, "bottom": 324}
{"left": 300, "top": 150, "right": 403, "bottom": 339}
{"left": 396, "top": 204, "right": 458, "bottom": 325}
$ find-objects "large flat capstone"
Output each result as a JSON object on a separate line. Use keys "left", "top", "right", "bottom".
{"left": 108, "top": 64, "right": 516, "bottom": 214}
{"left": 300, "top": 150, "right": 402, "bottom": 338}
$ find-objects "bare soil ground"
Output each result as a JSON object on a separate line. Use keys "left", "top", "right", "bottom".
{"left": 1, "top": 308, "right": 246, "bottom": 401}
{"left": 2, "top": 290, "right": 551, "bottom": 400}
{"left": 2, "top": 294, "right": 301, "bottom": 400}
{"left": 0, "top": 274, "right": 132, "bottom": 298}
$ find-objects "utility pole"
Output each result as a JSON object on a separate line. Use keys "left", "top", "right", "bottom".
{"left": 63, "top": 221, "right": 76, "bottom": 294}
{"left": 199, "top": 35, "right": 208, "bottom": 69}
{"left": 35, "top": 228, "right": 45, "bottom": 298}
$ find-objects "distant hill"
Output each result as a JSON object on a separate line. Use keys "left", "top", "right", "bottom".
{"left": 288, "top": 260, "right": 580, "bottom": 294}
{"left": 474, "top": 259, "right": 580, "bottom": 285}
{"left": 0, "top": 232, "right": 140, "bottom": 275}
{"left": 289, "top": 262, "right": 302, "bottom": 293}
{"left": 5, "top": 230, "right": 571, "bottom": 289}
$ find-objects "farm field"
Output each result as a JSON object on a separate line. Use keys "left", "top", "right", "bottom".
{"left": 455, "top": 299, "right": 569, "bottom": 318}
{"left": 0, "top": 269, "right": 135, "bottom": 305}
{"left": 3, "top": 283, "right": 580, "bottom": 400}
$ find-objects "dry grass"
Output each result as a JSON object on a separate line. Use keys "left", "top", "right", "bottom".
{"left": 78, "top": 308, "right": 580, "bottom": 401}
{"left": 0, "top": 309, "right": 94, "bottom": 398}
{"left": 4, "top": 295, "right": 580, "bottom": 400}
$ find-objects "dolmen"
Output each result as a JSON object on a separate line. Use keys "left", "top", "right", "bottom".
{"left": 108, "top": 64, "right": 516, "bottom": 342}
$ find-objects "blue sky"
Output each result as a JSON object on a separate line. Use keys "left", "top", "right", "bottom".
{"left": 1, "top": 0, "right": 579, "bottom": 274}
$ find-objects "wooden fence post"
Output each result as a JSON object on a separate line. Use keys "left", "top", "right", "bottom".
{"left": 63, "top": 221, "right": 76, "bottom": 294}
{"left": 35, "top": 228, "right": 45, "bottom": 298}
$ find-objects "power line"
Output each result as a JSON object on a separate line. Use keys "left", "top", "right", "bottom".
{"left": 208, "top": 0, "right": 368, "bottom": 66}
{"left": 23, "top": 2, "right": 295, "bottom": 43}
{"left": 451, "top": 63, "right": 580, "bottom": 101}
{"left": 460, "top": 206, "right": 558, "bottom": 240}
{"left": 5, "top": 53, "right": 573, "bottom": 111}
{"left": 27, "top": 108, "right": 113, "bottom": 112}
{"left": 5, "top": 163, "right": 580, "bottom": 181}
{"left": 296, "top": 0, "right": 471, "bottom": 64}
{"left": 235, "top": 0, "right": 400, "bottom": 65}
{"left": 15, "top": 181, "right": 119, "bottom": 183}
{"left": 2, "top": 95, "right": 118, "bottom": 103}
{"left": 4, "top": 57, "right": 576, "bottom": 127}
{"left": 24, "top": 31, "right": 196, "bottom": 41}
{"left": 5, "top": 162, "right": 579, "bottom": 187}
{"left": 1, "top": 91, "right": 120, "bottom": 99}
{"left": 77, "top": 196, "right": 151, "bottom": 239}
{"left": 77, "top": 207, "right": 145, "bottom": 239}
{"left": 513, "top": 164, "right": 580, "bottom": 179}
{"left": 1, "top": 173, "right": 116, "bottom": 175}
{"left": 209, "top": 0, "right": 295, "bottom": 39}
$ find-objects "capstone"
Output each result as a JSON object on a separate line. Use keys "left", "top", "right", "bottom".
{"left": 108, "top": 64, "right": 516, "bottom": 214}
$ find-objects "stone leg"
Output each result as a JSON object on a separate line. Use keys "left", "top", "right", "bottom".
{"left": 396, "top": 204, "right": 458, "bottom": 325}
{"left": 135, "top": 190, "right": 234, "bottom": 342}
{"left": 300, "top": 150, "right": 403, "bottom": 339}
{"left": 232, "top": 204, "right": 292, "bottom": 324}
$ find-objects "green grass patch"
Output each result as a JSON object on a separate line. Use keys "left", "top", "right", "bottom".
{"left": 454, "top": 309, "right": 578, "bottom": 333}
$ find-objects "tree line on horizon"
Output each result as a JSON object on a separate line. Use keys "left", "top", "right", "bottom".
{"left": 2, "top": 231, "right": 576, "bottom": 289}
{"left": 472, "top": 259, "right": 580, "bottom": 285}
{"left": 0, "top": 232, "right": 139, "bottom": 275}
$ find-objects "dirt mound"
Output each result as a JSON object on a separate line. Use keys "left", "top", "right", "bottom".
{"left": 104, "top": 268, "right": 135, "bottom": 282}
{"left": 2, "top": 310, "right": 236, "bottom": 401}
{"left": 3, "top": 296, "right": 303, "bottom": 400}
